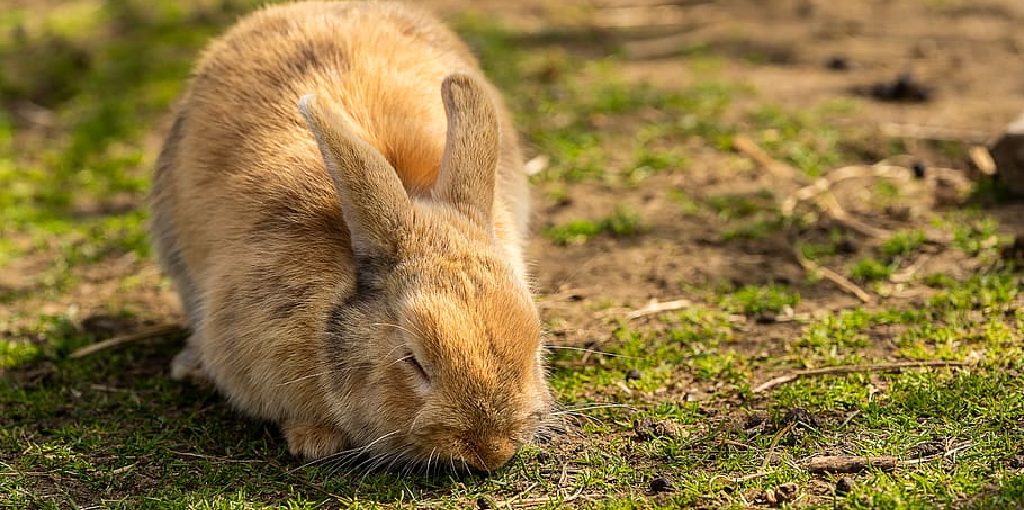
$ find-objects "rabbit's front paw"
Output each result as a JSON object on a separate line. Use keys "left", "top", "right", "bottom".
{"left": 170, "top": 342, "right": 212, "bottom": 388}
{"left": 283, "top": 421, "right": 348, "bottom": 459}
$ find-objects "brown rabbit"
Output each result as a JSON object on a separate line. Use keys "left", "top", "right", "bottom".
{"left": 149, "top": 1, "right": 550, "bottom": 471}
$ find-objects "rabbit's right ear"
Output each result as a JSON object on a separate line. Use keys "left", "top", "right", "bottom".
{"left": 434, "top": 74, "right": 499, "bottom": 232}
{"left": 298, "top": 94, "right": 412, "bottom": 260}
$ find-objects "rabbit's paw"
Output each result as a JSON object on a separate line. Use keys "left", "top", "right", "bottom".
{"left": 283, "top": 421, "right": 348, "bottom": 459}
{"left": 170, "top": 342, "right": 213, "bottom": 388}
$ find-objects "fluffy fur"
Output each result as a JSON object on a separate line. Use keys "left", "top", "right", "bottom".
{"left": 149, "top": 1, "right": 549, "bottom": 471}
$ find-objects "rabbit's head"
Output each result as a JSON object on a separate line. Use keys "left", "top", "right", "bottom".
{"left": 299, "top": 74, "right": 551, "bottom": 472}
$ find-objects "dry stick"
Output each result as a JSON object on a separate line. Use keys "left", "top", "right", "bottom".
{"left": 69, "top": 324, "right": 185, "bottom": 358}
{"left": 795, "top": 248, "right": 873, "bottom": 304}
{"left": 805, "top": 455, "right": 901, "bottom": 473}
{"left": 761, "top": 422, "right": 796, "bottom": 472}
{"left": 779, "top": 163, "right": 925, "bottom": 302}
{"left": 969, "top": 146, "right": 997, "bottom": 176}
{"left": 753, "top": 360, "right": 967, "bottom": 394}
{"left": 733, "top": 138, "right": 890, "bottom": 302}
{"left": 734, "top": 135, "right": 804, "bottom": 183}
{"left": 780, "top": 164, "right": 911, "bottom": 218}
{"left": 817, "top": 192, "right": 892, "bottom": 238}
{"left": 804, "top": 441, "right": 974, "bottom": 474}
{"left": 889, "top": 253, "right": 933, "bottom": 284}
{"left": 626, "top": 298, "right": 694, "bottom": 320}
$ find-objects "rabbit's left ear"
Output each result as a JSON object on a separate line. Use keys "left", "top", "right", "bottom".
{"left": 433, "top": 74, "right": 499, "bottom": 232}
{"left": 298, "top": 94, "right": 413, "bottom": 261}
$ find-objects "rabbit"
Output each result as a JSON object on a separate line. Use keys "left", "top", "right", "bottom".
{"left": 148, "top": 1, "right": 551, "bottom": 471}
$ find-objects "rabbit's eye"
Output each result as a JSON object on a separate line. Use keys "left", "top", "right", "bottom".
{"left": 404, "top": 354, "right": 430, "bottom": 384}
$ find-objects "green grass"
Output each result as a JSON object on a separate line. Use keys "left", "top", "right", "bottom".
{"left": 544, "top": 207, "right": 647, "bottom": 245}
{"left": 880, "top": 230, "right": 926, "bottom": 260}
{"left": 720, "top": 284, "right": 801, "bottom": 316}
{"left": 2, "top": 1, "right": 1023, "bottom": 509}
{"left": 850, "top": 257, "right": 893, "bottom": 283}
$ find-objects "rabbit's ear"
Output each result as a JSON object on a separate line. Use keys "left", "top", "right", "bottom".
{"left": 298, "top": 94, "right": 411, "bottom": 260}
{"left": 434, "top": 74, "right": 499, "bottom": 232}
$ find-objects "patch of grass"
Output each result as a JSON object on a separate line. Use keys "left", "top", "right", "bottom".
{"left": 544, "top": 219, "right": 605, "bottom": 246}
{"left": 747, "top": 104, "right": 847, "bottom": 177}
{"left": 625, "top": 135, "right": 689, "bottom": 184}
{"left": 705, "top": 191, "right": 774, "bottom": 221}
{"left": 544, "top": 207, "right": 647, "bottom": 245}
{"left": 667, "top": 189, "right": 702, "bottom": 217}
{"left": 880, "top": 229, "right": 926, "bottom": 260}
{"left": 720, "top": 217, "right": 785, "bottom": 241}
{"left": 850, "top": 257, "right": 892, "bottom": 282}
{"left": 952, "top": 216, "right": 1003, "bottom": 257}
{"left": 720, "top": 284, "right": 800, "bottom": 315}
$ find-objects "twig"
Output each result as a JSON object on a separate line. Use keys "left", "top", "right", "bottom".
{"left": 969, "top": 146, "right": 997, "bottom": 176}
{"left": 804, "top": 455, "right": 900, "bottom": 473}
{"left": 889, "top": 253, "right": 932, "bottom": 284}
{"left": 70, "top": 324, "right": 185, "bottom": 358}
{"left": 761, "top": 422, "right": 795, "bottom": 472}
{"left": 626, "top": 298, "right": 694, "bottom": 320}
{"left": 753, "top": 360, "right": 967, "bottom": 393}
{"left": 498, "top": 482, "right": 540, "bottom": 509}
{"left": 167, "top": 450, "right": 260, "bottom": 464}
{"left": 733, "top": 135, "right": 803, "bottom": 182}
{"left": 727, "top": 471, "right": 770, "bottom": 483}
{"left": 506, "top": 489, "right": 596, "bottom": 509}
{"left": 795, "top": 250, "right": 873, "bottom": 303}
{"left": 781, "top": 164, "right": 912, "bottom": 240}
{"left": 817, "top": 192, "right": 892, "bottom": 238}
{"left": 804, "top": 441, "right": 974, "bottom": 473}
{"left": 781, "top": 164, "right": 910, "bottom": 220}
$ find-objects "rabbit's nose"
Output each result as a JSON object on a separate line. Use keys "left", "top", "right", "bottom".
{"left": 468, "top": 438, "right": 516, "bottom": 472}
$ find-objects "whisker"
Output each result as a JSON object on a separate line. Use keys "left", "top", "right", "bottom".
{"left": 551, "top": 403, "right": 632, "bottom": 414}
{"left": 545, "top": 346, "right": 640, "bottom": 359}
{"left": 291, "top": 430, "right": 400, "bottom": 471}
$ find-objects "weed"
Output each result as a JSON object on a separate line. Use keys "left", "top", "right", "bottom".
{"left": 721, "top": 284, "right": 800, "bottom": 315}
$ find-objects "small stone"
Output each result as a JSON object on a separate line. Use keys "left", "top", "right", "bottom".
{"left": 535, "top": 451, "right": 551, "bottom": 463}
{"left": 835, "top": 237, "right": 858, "bottom": 254}
{"left": 912, "top": 161, "right": 926, "bottom": 179}
{"left": 867, "top": 73, "right": 931, "bottom": 103}
{"left": 1000, "top": 234, "right": 1024, "bottom": 263}
{"left": 773, "top": 482, "right": 799, "bottom": 503}
{"left": 648, "top": 477, "right": 673, "bottom": 494}
{"left": 989, "top": 114, "right": 1024, "bottom": 196}
{"left": 835, "top": 476, "right": 855, "bottom": 495}
{"left": 782, "top": 408, "right": 818, "bottom": 428}
{"left": 476, "top": 497, "right": 492, "bottom": 510}
{"left": 826, "top": 56, "right": 849, "bottom": 71}
{"left": 1007, "top": 454, "right": 1024, "bottom": 469}
{"left": 626, "top": 369, "right": 642, "bottom": 382}
{"left": 634, "top": 418, "right": 680, "bottom": 441}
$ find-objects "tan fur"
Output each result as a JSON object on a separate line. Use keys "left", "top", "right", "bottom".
{"left": 149, "top": 1, "right": 547, "bottom": 471}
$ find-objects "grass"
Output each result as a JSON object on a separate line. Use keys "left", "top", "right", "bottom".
{"left": 720, "top": 284, "right": 801, "bottom": 316}
{"left": 544, "top": 207, "right": 647, "bottom": 245}
{"left": 2, "top": 1, "right": 1023, "bottom": 509}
